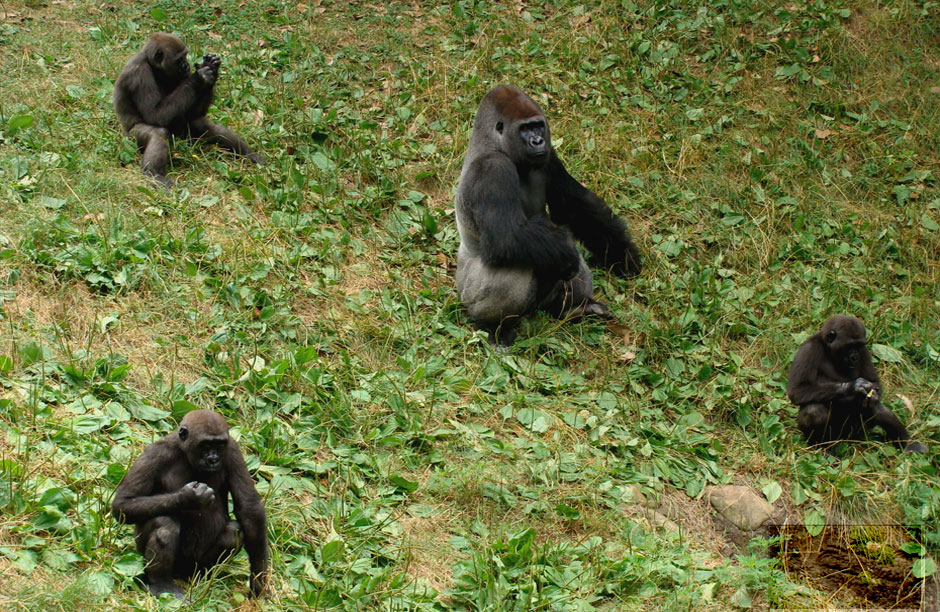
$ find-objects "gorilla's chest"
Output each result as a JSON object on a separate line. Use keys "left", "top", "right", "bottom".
{"left": 518, "top": 171, "right": 548, "bottom": 218}
{"left": 160, "top": 463, "right": 224, "bottom": 494}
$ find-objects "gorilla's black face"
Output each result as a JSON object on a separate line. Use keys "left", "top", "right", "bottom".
{"left": 822, "top": 315, "right": 866, "bottom": 374}
{"left": 179, "top": 425, "right": 228, "bottom": 472}
{"left": 518, "top": 119, "right": 548, "bottom": 162}
{"left": 151, "top": 44, "right": 191, "bottom": 81}
{"left": 195, "top": 438, "right": 227, "bottom": 472}
{"left": 496, "top": 116, "right": 550, "bottom": 168}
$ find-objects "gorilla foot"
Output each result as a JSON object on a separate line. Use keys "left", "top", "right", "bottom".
{"left": 905, "top": 440, "right": 927, "bottom": 453}
{"left": 582, "top": 300, "right": 613, "bottom": 319}
{"left": 219, "top": 519, "right": 242, "bottom": 550}
{"left": 146, "top": 579, "right": 187, "bottom": 601}
{"left": 248, "top": 152, "right": 266, "bottom": 166}
{"left": 487, "top": 326, "right": 518, "bottom": 349}
{"left": 562, "top": 299, "right": 613, "bottom": 321}
{"left": 482, "top": 317, "right": 520, "bottom": 349}
{"left": 144, "top": 171, "right": 173, "bottom": 189}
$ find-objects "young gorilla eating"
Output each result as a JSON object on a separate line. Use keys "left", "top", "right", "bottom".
{"left": 787, "top": 315, "right": 927, "bottom": 454}
{"left": 454, "top": 85, "right": 642, "bottom": 347}
{"left": 113, "top": 32, "right": 263, "bottom": 186}
{"left": 112, "top": 409, "right": 267, "bottom": 600}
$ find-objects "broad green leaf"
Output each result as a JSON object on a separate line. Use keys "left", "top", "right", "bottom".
{"left": 804, "top": 509, "right": 826, "bottom": 536}
{"left": 320, "top": 539, "right": 345, "bottom": 564}
{"left": 870, "top": 344, "right": 903, "bottom": 363}
{"left": 389, "top": 475, "right": 419, "bottom": 492}
{"left": 762, "top": 481, "right": 782, "bottom": 504}
{"left": 913, "top": 557, "right": 936, "bottom": 578}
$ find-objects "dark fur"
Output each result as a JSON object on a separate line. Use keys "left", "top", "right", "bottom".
{"left": 113, "top": 32, "right": 262, "bottom": 186}
{"left": 786, "top": 315, "right": 926, "bottom": 453}
{"left": 454, "top": 85, "right": 641, "bottom": 346}
{"left": 112, "top": 409, "right": 268, "bottom": 599}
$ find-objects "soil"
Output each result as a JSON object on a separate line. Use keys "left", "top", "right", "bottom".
{"left": 769, "top": 525, "right": 932, "bottom": 611}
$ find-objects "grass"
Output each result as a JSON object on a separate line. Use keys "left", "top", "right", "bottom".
{"left": 1, "top": 0, "right": 939, "bottom": 610}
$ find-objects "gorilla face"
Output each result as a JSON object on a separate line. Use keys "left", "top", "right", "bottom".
{"left": 496, "top": 116, "right": 550, "bottom": 167}
{"left": 178, "top": 425, "right": 229, "bottom": 472}
{"left": 822, "top": 315, "right": 866, "bottom": 373}
{"left": 517, "top": 119, "right": 548, "bottom": 162}
{"left": 149, "top": 37, "right": 191, "bottom": 81}
{"left": 194, "top": 438, "right": 227, "bottom": 472}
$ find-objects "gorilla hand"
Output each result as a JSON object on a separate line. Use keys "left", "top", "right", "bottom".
{"left": 851, "top": 378, "right": 879, "bottom": 404}
{"left": 180, "top": 481, "right": 215, "bottom": 507}
{"left": 558, "top": 243, "right": 581, "bottom": 281}
{"left": 534, "top": 220, "right": 580, "bottom": 282}
{"left": 194, "top": 63, "right": 217, "bottom": 87}
{"left": 201, "top": 54, "right": 221, "bottom": 74}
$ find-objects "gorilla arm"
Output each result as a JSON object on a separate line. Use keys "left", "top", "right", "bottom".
{"left": 786, "top": 339, "right": 870, "bottom": 406}
{"left": 185, "top": 54, "right": 220, "bottom": 120}
{"left": 226, "top": 443, "right": 268, "bottom": 597}
{"left": 545, "top": 153, "right": 641, "bottom": 277}
{"left": 464, "top": 155, "right": 580, "bottom": 280}
{"left": 118, "top": 58, "right": 214, "bottom": 129}
{"left": 111, "top": 443, "right": 210, "bottom": 523}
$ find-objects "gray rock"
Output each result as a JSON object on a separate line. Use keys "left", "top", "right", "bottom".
{"left": 707, "top": 485, "right": 774, "bottom": 531}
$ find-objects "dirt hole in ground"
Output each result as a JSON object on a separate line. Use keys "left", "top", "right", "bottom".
{"left": 770, "top": 524, "right": 933, "bottom": 610}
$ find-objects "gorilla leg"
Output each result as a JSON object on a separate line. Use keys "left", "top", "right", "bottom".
{"left": 797, "top": 403, "right": 832, "bottom": 447}
{"left": 129, "top": 124, "right": 171, "bottom": 186}
{"left": 865, "top": 402, "right": 927, "bottom": 453}
{"left": 456, "top": 251, "right": 536, "bottom": 347}
{"left": 188, "top": 118, "right": 264, "bottom": 164}
{"left": 135, "top": 516, "right": 186, "bottom": 599}
{"left": 196, "top": 520, "right": 241, "bottom": 569}
{"left": 540, "top": 255, "right": 610, "bottom": 319}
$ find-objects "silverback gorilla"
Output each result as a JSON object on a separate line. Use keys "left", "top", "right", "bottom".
{"left": 113, "top": 32, "right": 263, "bottom": 186}
{"left": 112, "top": 409, "right": 268, "bottom": 599}
{"left": 787, "top": 315, "right": 927, "bottom": 454}
{"left": 454, "top": 85, "right": 641, "bottom": 347}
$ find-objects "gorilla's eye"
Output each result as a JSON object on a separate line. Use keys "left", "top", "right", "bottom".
{"left": 495, "top": 121, "right": 504, "bottom": 134}
{"left": 825, "top": 330, "right": 837, "bottom": 343}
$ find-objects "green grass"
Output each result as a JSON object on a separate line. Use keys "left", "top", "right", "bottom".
{"left": 1, "top": 0, "right": 939, "bottom": 610}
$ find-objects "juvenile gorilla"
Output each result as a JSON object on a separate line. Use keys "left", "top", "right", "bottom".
{"left": 112, "top": 409, "right": 267, "bottom": 599}
{"left": 113, "top": 32, "right": 263, "bottom": 186}
{"left": 787, "top": 315, "right": 927, "bottom": 454}
{"left": 454, "top": 85, "right": 641, "bottom": 346}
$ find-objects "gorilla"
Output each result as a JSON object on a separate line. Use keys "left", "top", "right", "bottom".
{"left": 454, "top": 85, "right": 641, "bottom": 347}
{"left": 113, "top": 32, "right": 263, "bottom": 186}
{"left": 787, "top": 315, "right": 927, "bottom": 454}
{"left": 112, "top": 409, "right": 268, "bottom": 599}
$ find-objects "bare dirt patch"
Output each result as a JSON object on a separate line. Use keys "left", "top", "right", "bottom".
{"left": 770, "top": 524, "right": 933, "bottom": 610}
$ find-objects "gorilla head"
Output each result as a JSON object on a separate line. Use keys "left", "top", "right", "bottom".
{"left": 820, "top": 314, "right": 866, "bottom": 373}
{"left": 479, "top": 85, "right": 551, "bottom": 167}
{"left": 178, "top": 409, "right": 230, "bottom": 473}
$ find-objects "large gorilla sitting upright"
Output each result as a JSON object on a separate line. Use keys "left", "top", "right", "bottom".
{"left": 454, "top": 85, "right": 642, "bottom": 346}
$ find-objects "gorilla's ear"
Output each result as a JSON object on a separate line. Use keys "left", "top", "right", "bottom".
{"left": 178, "top": 425, "right": 189, "bottom": 441}
{"left": 495, "top": 121, "right": 504, "bottom": 134}
{"left": 154, "top": 49, "right": 164, "bottom": 63}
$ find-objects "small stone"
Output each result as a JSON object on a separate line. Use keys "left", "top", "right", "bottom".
{"left": 707, "top": 485, "right": 774, "bottom": 531}
{"left": 624, "top": 485, "right": 648, "bottom": 507}
{"left": 645, "top": 510, "right": 680, "bottom": 532}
